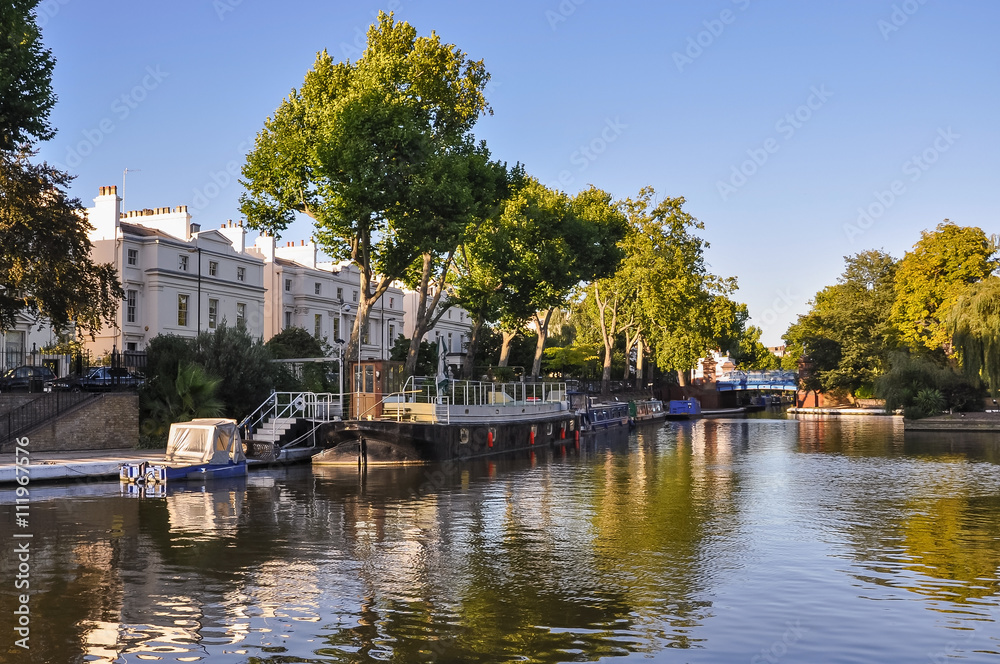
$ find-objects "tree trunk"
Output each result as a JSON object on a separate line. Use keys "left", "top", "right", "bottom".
{"left": 462, "top": 316, "right": 484, "bottom": 379}
{"left": 531, "top": 308, "right": 555, "bottom": 378}
{"left": 404, "top": 251, "right": 453, "bottom": 376}
{"left": 498, "top": 329, "right": 517, "bottom": 367}
{"left": 676, "top": 369, "right": 688, "bottom": 388}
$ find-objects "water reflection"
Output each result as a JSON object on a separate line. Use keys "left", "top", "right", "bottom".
{"left": 2, "top": 418, "right": 1000, "bottom": 661}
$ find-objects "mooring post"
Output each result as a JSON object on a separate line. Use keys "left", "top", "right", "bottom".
{"left": 359, "top": 435, "right": 367, "bottom": 469}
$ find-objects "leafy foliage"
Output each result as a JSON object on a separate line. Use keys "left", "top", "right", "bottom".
{"left": 891, "top": 222, "right": 998, "bottom": 351}
{"left": 0, "top": 1, "right": 122, "bottom": 335}
{"left": 946, "top": 276, "right": 1000, "bottom": 396}
{"left": 240, "top": 11, "right": 492, "bottom": 363}
{"left": 784, "top": 250, "right": 899, "bottom": 394}
{"left": 140, "top": 362, "right": 224, "bottom": 441}
{"left": 875, "top": 352, "right": 983, "bottom": 418}
{"left": 0, "top": 0, "right": 55, "bottom": 150}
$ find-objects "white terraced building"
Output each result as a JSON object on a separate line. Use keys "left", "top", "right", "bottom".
{"left": 86, "top": 186, "right": 267, "bottom": 357}
{"left": 20, "top": 185, "right": 475, "bottom": 369}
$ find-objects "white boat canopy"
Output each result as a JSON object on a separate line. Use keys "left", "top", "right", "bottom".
{"left": 165, "top": 418, "right": 246, "bottom": 465}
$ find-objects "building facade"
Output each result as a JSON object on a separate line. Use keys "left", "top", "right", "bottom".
{"left": 251, "top": 236, "right": 407, "bottom": 360}
{"left": 86, "top": 186, "right": 266, "bottom": 356}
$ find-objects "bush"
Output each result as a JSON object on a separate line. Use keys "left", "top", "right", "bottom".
{"left": 876, "top": 352, "right": 984, "bottom": 419}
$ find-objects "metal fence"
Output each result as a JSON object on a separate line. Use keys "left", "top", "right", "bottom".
{"left": 0, "top": 391, "right": 96, "bottom": 450}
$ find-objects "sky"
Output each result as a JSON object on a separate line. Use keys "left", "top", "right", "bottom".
{"left": 33, "top": 0, "right": 1000, "bottom": 345}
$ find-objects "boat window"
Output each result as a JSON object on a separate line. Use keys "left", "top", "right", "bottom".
{"left": 364, "top": 366, "right": 374, "bottom": 392}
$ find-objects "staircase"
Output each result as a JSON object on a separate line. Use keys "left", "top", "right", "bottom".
{"left": 239, "top": 392, "right": 343, "bottom": 459}
{"left": 434, "top": 398, "right": 450, "bottom": 424}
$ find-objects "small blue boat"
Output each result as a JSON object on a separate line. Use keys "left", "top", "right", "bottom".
{"left": 120, "top": 418, "right": 248, "bottom": 486}
{"left": 666, "top": 398, "right": 702, "bottom": 420}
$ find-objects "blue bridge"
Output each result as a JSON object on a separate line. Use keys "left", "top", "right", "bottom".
{"left": 715, "top": 370, "right": 798, "bottom": 392}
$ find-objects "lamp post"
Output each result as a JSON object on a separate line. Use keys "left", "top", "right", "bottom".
{"left": 334, "top": 337, "right": 346, "bottom": 418}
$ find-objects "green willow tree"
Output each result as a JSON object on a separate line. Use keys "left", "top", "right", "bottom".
{"left": 892, "top": 221, "right": 998, "bottom": 352}
{"left": 240, "top": 12, "right": 492, "bottom": 363}
{"left": 947, "top": 276, "right": 1000, "bottom": 396}
{"left": 0, "top": 0, "right": 122, "bottom": 335}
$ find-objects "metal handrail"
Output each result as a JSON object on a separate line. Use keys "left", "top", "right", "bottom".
{"left": 239, "top": 391, "right": 342, "bottom": 442}
{"left": 1, "top": 392, "right": 97, "bottom": 450}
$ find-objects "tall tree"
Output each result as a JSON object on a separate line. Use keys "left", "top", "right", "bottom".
{"left": 620, "top": 189, "right": 731, "bottom": 385}
{"left": 783, "top": 250, "right": 899, "bottom": 394}
{"left": 399, "top": 148, "right": 514, "bottom": 377}
{"left": 0, "top": 0, "right": 122, "bottom": 335}
{"left": 946, "top": 276, "right": 1000, "bottom": 396}
{"left": 891, "top": 221, "right": 998, "bottom": 352}
{"left": 240, "top": 12, "right": 491, "bottom": 363}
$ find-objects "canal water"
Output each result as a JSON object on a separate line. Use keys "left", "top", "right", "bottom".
{"left": 2, "top": 416, "right": 1000, "bottom": 663}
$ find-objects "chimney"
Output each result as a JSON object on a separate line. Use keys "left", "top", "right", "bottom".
{"left": 88, "top": 185, "right": 122, "bottom": 241}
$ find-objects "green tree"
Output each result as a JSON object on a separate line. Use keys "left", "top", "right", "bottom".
{"left": 946, "top": 276, "right": 1000, "bottom": 396}
{"left": 0, "top": 1, "right": 122, "bottom": 335}
{"left": 141, "top": 362, "right": 224, "bottom": 441}
{"left": 190, "top": 321, "right": 278, "bottom": 420}
{"left": 240, "top": 12, "right": 491, "bottom": 364}
{"left": 892, "top": 221, "right": 998, "bottom": 351}
{"left": 875, "top": 352, "right": 983, "bottom": 418}
{"left": 266, "top": 326, "right": 336, "bottom": 392}
{"left": 783, "top": 250, "right": 898, "bottom": 394}
{"left": 0, "top": 0, "right": 55, "bottom": 150}
{"left": 620, "top": 189, "right": 733, "bottom": 385}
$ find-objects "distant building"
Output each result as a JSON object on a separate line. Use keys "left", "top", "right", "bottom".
{"left": 86, "top": 186, "right": 266, "bottom": 356}
{"left": 250, "top": 236, "right": 405, "bottom": 359}
{"left": 694, "top": 350, "right": 736, "bottom": 381}
{"left": 0, "top": 314, "right": 70, "bottom": 375}
{"left": 767, "top": 345, "right": 787, "bottom": 358}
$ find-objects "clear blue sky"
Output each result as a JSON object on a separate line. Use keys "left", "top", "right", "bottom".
{"left": 34, "top": 0, "right": 1000, "bottom": 345}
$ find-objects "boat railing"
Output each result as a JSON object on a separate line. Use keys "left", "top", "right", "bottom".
{"left": 239, "top": 391, "right": 342, "bottom": 442}
{"left": 395, "top": 376, "right": 568, "bottom": 408}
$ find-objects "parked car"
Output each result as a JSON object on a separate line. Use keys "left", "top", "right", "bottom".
{"left": 50, "top": 366, "right": 145, "bottom": 392}
{"left": 0, "top": 365, "right": 57, "bottom": 393}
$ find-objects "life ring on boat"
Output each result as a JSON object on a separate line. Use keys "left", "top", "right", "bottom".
{"left": 487, "top": 430, "right": 493, "bottom": 448}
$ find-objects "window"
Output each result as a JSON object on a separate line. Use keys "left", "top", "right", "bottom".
{"left": 448, "top": 310, "right": 452, "bottom": 319}
{"left": 177, "top": 294, "right": 189, "bottom": 326}
{"left": 448, "top": 332, "right": 454, "bottom": 352}
{"left": 179, "top": 254, "right": 188, "bottom": 271}
{"left": 352, "top": 289, "right": 358, "bottom": 302}
{"left": 336, "top": 287, "right": 343, "bottom": 301}
{"left": 209, "top": 261, "right": 218, "bottom": 276}
{"left": 314, "top": 313, "right": 322, "bottom": 338}
{"left": 388, "top": 323, "right": 396, "bottom": 344}
{"left": 127, "top": 248, "right": 138, "bottom": 266}
{"left": 126, "top": 290, "right": 137, "bottom": 324}
{"left": 389, "top": 296, "right": 394, "bottom": 308}
{"left": 237, "top": 266, "right": 246, "bottom": 282}
{"left": 126, "top": 342, "right": 137, "bottom": 352}
{"left": 314, "top": 282, "right": 321, "bottom": 295}
{"left": 236, "top": 302, "right": 246, "bottom": 324}
{"left": 284, "top": 311, "right": 292, "bottom": 329}
{"left": 460, "top": 311, "right": 464, "bottom": 322}
{"left": 285, "top": 278, "right": 292, "bottom": 292}
{"left": 333, "top": 316, "right": 340, "bottom": 340}
{"left": 362, "top": 321, "right": 370, "bottom": 345}
{"left": 208, "top": 299, "right": 218, "bottom": 329}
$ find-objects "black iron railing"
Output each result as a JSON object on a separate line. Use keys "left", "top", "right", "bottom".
{"left": 0, "top": 392, "right": 97, "bottom": 450}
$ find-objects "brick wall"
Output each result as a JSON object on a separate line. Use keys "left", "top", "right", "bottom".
{"left": 0, "top": 394, "right": 44, "bottom": 417}
{"left": 23, "top": 393, "right": 139, "bottom": 451}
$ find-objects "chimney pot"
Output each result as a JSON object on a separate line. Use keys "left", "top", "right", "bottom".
{"left": 301, "top": 240, "right": 305, "bottom": 246}
{"left": 110, "top": 185, "right": 117, "bottom": 194}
